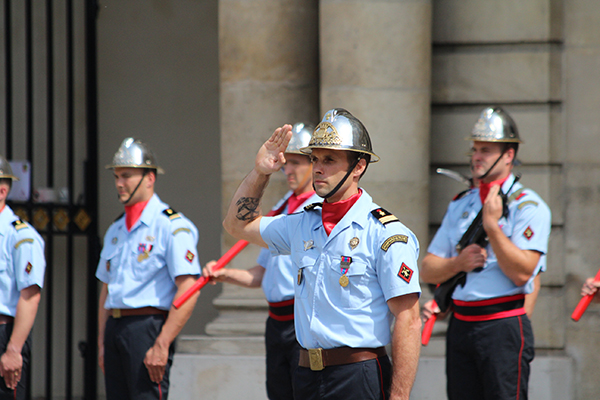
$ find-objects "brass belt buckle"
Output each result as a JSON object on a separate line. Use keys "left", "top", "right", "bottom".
{"left": 112, "top": 309, "right": 121, "bottom": 318}
{"left": 308, "top": 348, "right": 324, "bottom": 371}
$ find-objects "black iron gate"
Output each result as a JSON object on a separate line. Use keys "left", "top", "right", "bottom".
{"left": 2, "top": 0, "right": 99, "bottom": 399}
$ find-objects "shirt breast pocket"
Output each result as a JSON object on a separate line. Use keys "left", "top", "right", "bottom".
{"left": 130, "top": 246, "right": 165, "bottom": 282}
{"left": 100, "top": 245, "right": 121, "bottom": 281}
{"left": 328, "top": 259, "right": 369, "bottom": 309}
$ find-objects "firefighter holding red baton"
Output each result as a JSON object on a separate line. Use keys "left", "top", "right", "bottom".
{"left": 203, "top": 122, "right": 321, "bottom": 400}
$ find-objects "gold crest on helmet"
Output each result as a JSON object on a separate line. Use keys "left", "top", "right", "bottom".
{"left": 310, "top": 122, "right": 342, "bottom": 146}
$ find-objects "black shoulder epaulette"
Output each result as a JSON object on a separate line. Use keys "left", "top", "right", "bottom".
{"left": 163, "top": 208, "right": 181, "bottom": 220}
{"left": 304, "top": 202, "right": 323, "bottom": 212}
{"left": 12, "top": 219, "right": 29, "bottom": 231}
{"left": 371, "top": 208, "right": 398, "bottom": 225}
{"left": 452, "top": 189, "right": 470, "bottom": 201}
{"left": 114, "top": 212, "right": 125, "bottom": 222}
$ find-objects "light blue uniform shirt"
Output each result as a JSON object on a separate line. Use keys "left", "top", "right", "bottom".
{"left": 428, "top": 173, "right": 551, "bottom": 301}
{"left": 260, "top": 189, "right": 421, "bottom": 349}
{"left": 258, "top": 190, "right": 322, "bottom": 303}
{"left": 0, "top": 205, "right": 46, "bottom": 317}
{"left": 96, "top": 194, "right": 201, "bottom": 310}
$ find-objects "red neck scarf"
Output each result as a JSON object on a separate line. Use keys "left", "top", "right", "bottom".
{"left": 0, "top": 204, "right": 5, "bottom": 214}
{"left": 479, "top": 176, "right": 509, "bottom": 204}
{"left": 287, "top": 190, "right": 315, "bottom": 214}
{"left": 321, "top": 189, "right": 362, "bottom": 236}
{"left": 125, "top": 199, "right": 150, "bottom": 231}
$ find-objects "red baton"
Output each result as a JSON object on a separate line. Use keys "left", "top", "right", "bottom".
{"left": 173, "top": 209, "right": 281, "bottom": 309}
{"left": 421, "top": 299, "right": 438, "bottom": 346}
{"left": 173, "top": 240, "right": 249, "bottom": 309}
{"left": 571, "top": 268, "right": 600, "bottom": 321}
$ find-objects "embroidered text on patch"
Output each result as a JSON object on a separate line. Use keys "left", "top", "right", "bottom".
{"left": 398, "top": 263, "right": 413, "bottom": 283}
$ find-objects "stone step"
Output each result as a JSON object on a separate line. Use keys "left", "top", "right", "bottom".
{"left": 172, "top": 335, "right": 574, "bottom": 400}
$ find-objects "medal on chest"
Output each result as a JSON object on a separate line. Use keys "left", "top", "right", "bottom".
{"left": 137, "top": 243, "right": 153, "bottom": 262}
{"left": 339, "top": 256, "right": 352, "bottom": 287}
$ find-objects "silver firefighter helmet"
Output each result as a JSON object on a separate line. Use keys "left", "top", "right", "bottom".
{"left": 300, "top": 108, "right": 379, "bottom": 162}
{"left": 466, "top": 106, "right": 522, "bottom": 144}
{"left": 0, "top": 155, "right": 18, "bottom": 181}
{"left": 105, "top": 138, "right": 164, "bottom": 174}
{"left": 285, "top": 122, "right": 315, "bottom": 155}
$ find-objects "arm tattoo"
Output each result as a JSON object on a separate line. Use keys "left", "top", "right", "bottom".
{"left": 236, "top": 197, "right": 260, "bottom": 221}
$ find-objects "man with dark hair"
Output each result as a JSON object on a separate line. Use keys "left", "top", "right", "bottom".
{"left": 421, "top": 106, "right": 551, "bottom": 400}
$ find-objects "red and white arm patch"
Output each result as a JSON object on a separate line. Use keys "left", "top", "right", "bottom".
{"left": 185, "top": 250, "right": 195, "bottom": 263}
{"left": 523, "top": 226, "right": 534, "bottom": 240}
{"left": 398, "top": 262, "right": 413, "bottom": 283}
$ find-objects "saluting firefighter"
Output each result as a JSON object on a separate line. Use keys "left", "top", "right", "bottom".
{"left": 420, "top": 107, "right": 551, "bottom": 400}
{"left": 203, "top": 122, "right": 322, "bottom": 400}
{"left": 0, "top": 156, "right": 46, "bottom": 400}
{"left": 222, "top": 109, "right": 422, "bottom": 400}
{"left": 96, "top": 138, "right": 201, "bottom": 400}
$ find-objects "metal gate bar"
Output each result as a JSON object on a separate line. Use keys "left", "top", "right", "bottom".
{"left": 2, "top": 0, "right": 99, "bottom": 398}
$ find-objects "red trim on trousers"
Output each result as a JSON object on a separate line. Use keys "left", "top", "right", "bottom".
{"left": 516, "top": 316, "right": 524, "bottom": 400}
{"left": 453, "top": 294, "right": 524, "bottom": 307}
{"left": 454, "top": 307, "right": 526, "bottom": 322}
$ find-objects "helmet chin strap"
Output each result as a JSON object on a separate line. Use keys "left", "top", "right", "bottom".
{"left": 318, "top": 155, "right": 362, "bottom": 201}
{"left": 119, "top": 169, "right": 148, "bottom": 205}
{"left": 472, "top": 144, "right": 509, "bottom": 181}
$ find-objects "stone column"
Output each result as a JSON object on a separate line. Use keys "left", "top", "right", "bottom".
{"left": 213, "top": 0, "right": 319, "bottom": 335}
{"left": 319, "top": 0, "right": 432, "bottom": 243}
{"left": 173, "top": 2, "right": 319, "bottom": 398}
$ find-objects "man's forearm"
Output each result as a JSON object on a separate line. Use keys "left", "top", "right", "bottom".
{"left": 389, "top": 309, "right": 421, "bottom": 399}
{"left": 420, "top": 254, "right": 461, "bottom": 284}
{"left": 8, "top": 287, "right": 41, "bottom": 353}
{"left": 223, "top": 168, "right": 271, "bottom": 244}
{"left": 154, "top": 276, "right": 199, "bottom": 348}
{"left": 486, "top": 225, "right": 538, "bottom": 286}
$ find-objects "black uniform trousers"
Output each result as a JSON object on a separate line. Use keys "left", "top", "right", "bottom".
{"left": 265, "top": 317, "right": 300, "bottom": 400}
{"left": 293, "top": 355, "right": 392, "bottom": 400}
{"left": 446, "top": 313, "right": 534, "bottom": 400}
{"left": 104, "top": 314, "right": 174, "bottom": 400}
{"left": 0, "top": 323, "right": 31, "bottom": 400}
{"left": 265, "top": 316, "right": 300, "bottom": 400}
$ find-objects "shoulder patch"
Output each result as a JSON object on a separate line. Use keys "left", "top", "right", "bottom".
{"left": 371, "top": 208, "right": 398, "bottom": 225}
{"left": 304, "top": 202, "right": 323, "bottom": 212}
{"left": 113, "top": 212, "right": 125, "bottom": 222}
{"left": 173, "top": 227, "right": 191, "bottom": 236}
{"left": 452, "top": 189, "right": 470, "bottom": 201}
{"left": 517, "top": 200, "right": 538, "bottom": 210}
{"left": 163, "top": 208, "right": 181, "bottom": 220}
{"left": 15, "top": 238, "right": 34, "bottom": 249}
{"left": 12, "top": 219, "right": 29, "bottom": 231}
{"left": 381, "top": 234, "right": 408, "bottom": 251}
